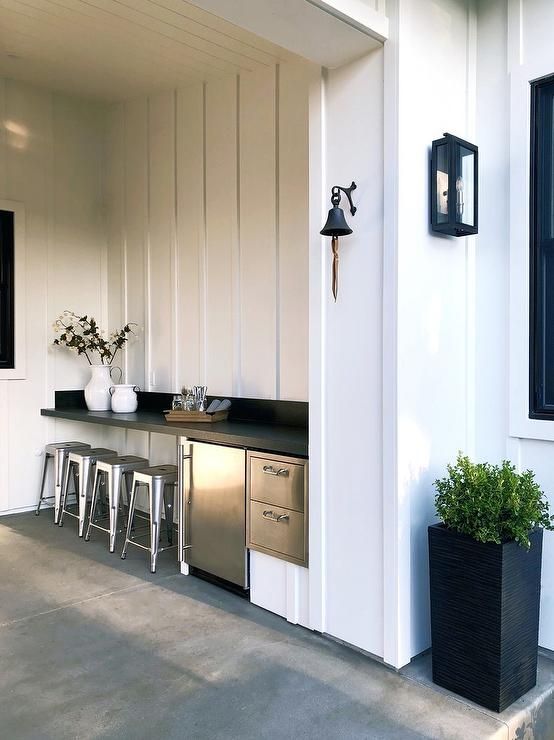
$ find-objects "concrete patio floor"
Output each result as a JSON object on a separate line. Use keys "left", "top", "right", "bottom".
{"left": 0, "top": 512, "right": 551, "bottom": 740}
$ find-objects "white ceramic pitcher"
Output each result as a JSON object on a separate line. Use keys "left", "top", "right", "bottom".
{"left": 84, "top": 364, "right": 121, "bottom": 411}
{"left": 109, "top": 384, "right": 139, "bottom": 413}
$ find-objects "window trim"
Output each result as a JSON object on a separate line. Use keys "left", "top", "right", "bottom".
{"left": 507, "top": 63, "right": 554, "bottom": 443}
{"left": 0, "top": 201, "right": 25, "bottom": 381}
{"left": 530, "top": 75, "right": 554, "bottom": 419}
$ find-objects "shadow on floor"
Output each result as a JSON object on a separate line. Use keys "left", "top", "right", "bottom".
{"left": 0, "top": 513, "right": 510, "bottom": 739}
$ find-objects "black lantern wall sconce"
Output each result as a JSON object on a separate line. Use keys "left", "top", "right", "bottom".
{"left": 320, "top": 181, "right": 357, "bottom": 301}
{"left": 431, "top": 132, "right": 478, "bottom": 237}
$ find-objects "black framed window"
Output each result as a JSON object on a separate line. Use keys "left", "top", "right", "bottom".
{"left": 530, "top": 76, "right": 554, "bottom": 418}
{"left": 0, "top": 210, "right": 15, "bottom": 370}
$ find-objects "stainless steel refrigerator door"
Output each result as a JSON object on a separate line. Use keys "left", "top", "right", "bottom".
{"left": 185, "top": 441, "right": 247, "bottom": 587}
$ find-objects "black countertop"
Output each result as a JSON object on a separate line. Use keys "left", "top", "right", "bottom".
{"left": 41, "top": 391, "right": 308, "bottom": 458}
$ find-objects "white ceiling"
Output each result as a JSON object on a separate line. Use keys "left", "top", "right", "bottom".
{"left": 190, "top": 0, "right": 386, "bottom": 67}
{"left": 0, "top": 0, "right": 297, "bottom": 101}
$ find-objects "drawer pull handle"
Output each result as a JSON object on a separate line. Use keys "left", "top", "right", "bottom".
{"left": 262, "top": 509, "right": 289, "bottom": 523}
{"left": 262, "top": 465, "right": 289, "bottom": 477}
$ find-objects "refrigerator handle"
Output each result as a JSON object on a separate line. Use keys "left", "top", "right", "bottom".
{"left": 177, "top": 437, "right": 192, "bottom": 569}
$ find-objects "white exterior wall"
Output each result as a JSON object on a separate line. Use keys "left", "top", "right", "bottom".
{"left": 0, "top": 79, "right": 111, "bottom": 515}
{"left": 476, "top": 0, "right": 554, "bottom": 652}
{"left": 105, "top": 61, "right": 312, "bottom": 403}
{"left": 384, "top": 0, "right": 477, "bottom": 667}
{"left": 319, "top": 51, "right": 385, "bottom": 657}
{"left": 386, "top": 0, "right": 554, "bottom": 664}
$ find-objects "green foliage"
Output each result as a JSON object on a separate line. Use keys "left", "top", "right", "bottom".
{"left": 52, "top": 310, "right": 136, "bottom": 366}
{"left": 434, "top": 453, "right": 554, "bottom": 548}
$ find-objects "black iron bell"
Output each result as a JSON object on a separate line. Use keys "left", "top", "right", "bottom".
{"left": 320, "top": 182, "right": 357, "bottom": 301}
{"left": 320, "top": 205, "right": 352, "bottom": 237}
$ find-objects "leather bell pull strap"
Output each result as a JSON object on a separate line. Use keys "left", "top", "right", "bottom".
{"left": 331, "top": 235, "right": 339, "bottom": 302}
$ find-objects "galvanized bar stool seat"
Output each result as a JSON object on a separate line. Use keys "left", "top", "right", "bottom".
{"left": 59, "top": 448, "right": 117, "bottom": 536}
{"left": 85, "top": 456, "right": 149, "bottom": 552}
{"left": 121, "top": 465, "right": 177, "bottom": 573}
{"left": 36, "top": 442, "right": 91, "bottom": 524}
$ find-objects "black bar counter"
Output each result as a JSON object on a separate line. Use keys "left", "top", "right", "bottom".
{"left": 41, "top": 391, "right": 308, "bottom": 458}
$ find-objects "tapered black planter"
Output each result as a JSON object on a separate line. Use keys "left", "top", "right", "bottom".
{"left": 428, "top": 523, "right": 543, "bottom": 712}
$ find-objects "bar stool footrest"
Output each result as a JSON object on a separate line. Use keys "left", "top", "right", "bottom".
{"left": 123, "top": 540, "right": 151, "bottom": 553}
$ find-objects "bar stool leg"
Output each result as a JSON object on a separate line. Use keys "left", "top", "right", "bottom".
{"left": 54, "top": 449, "right": 71, "bottom": 525}
{"left": 121, "top": 479, "right": 139, "bottom": 560}
{"left": 108, "top": 468, "right": 121, "bottom": 553}
{"left": 78, "top": 458, "right": 91, "bottom": 537}
{"left": 163, "top": 483, "right": 175, "bottom": 546}
{"left": 122, "top": 472, "right": 132, "bottom": 528}
{"left": 84, "top": 468, "right": 102, "bottom": 542}
{"left": 35, "top": 453, "right": 51, "bottom": 516}
{"left": 58, "top": 460, "right": 73, "bottom": 527}
{"left": 150, "top": 478, "right": 165, "bottom": 573}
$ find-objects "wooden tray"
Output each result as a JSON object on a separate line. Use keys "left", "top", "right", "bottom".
{"left": 164, "top": 409, "right": 229, "bottom": 423}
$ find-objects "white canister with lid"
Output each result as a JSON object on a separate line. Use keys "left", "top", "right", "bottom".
{"left": 109, "top": 384, "right": 139, "bottom": 413}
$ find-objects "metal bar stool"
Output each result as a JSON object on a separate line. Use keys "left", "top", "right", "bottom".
{"left": 85, "top": 455, "right": 149, "bottom": 552}
{"left": 59, "top": 448, "right": 117, "bottom": 536}
{"left": 121, "top": 465, "right": 177, "bottom": 572}
{"left": 36, "top": 442, "right": 91, "bottom": 524}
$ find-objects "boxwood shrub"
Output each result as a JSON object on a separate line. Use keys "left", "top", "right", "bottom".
{"left": 434, "top": 453, "right": 554, "bottom": 548}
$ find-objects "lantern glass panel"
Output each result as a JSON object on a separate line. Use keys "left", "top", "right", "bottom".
{"left": 435, "top": 142, "right": 449, "bottom": 224}
{"left": 455, "top": 145, "right": 475, "bottom": 227}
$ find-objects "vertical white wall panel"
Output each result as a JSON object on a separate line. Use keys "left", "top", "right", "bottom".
{"left": 50, "top": 94, "right": 110, "bottom": 482}
{"left": 386, "top": 0, "right": 476, "bottom": 664}
{"left": 47, "top": 94, "right": 108, "bottom": 467}
{"left": 278, "top": 62, "right": 310, "bottom": 401}
{"left": 323, "top": 52, "right": 384, "bottom": 658}
{"left": 106, "top": 103, "right": 125, "bottom": 367}
{"left": 148, "top": 91, "right": 176, "bottom": 392}
{"left": 239, "top": 67, "right": 276, "bottom": 398}
{"left": 176, "top": 83, "right": 204, "bottom": 388}
{"left": 51, "top": 94, "right": 107, "bottom": 390}
{"left": 123, "top": 98, "right": 148, "bottom": 390}
{"left": 204, "top": 77, "right": 238, "bottom": 396}
{"left": 250, "top": 551, "right": 287, "bottom": 618}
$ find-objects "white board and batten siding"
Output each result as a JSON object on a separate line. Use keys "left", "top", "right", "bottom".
{"left": 106, "top": 63, "right": 310, "bottom": 403}
{"left": 104, "top": 59, "right": 313, "bottom": 626}
{"left": 0, "top": 78, "right": 114, "bottom": 515}
{"left": 476, "top": 0, "right": 554, "bottom": 654}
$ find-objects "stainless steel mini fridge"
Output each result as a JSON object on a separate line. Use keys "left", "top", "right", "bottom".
{"left": 179, "top": 439, "right": 247, "bottom": 588}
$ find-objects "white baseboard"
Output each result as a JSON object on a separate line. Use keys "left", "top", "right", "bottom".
{"left": 0, "top": 503, "right": 48, "bottom": 516}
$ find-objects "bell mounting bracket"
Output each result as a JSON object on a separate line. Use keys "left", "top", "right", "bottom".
{"left": 331, "top": 182, "right": 357, "bottom": 215}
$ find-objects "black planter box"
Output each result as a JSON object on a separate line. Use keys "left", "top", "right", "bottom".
{"left": 428, "top": 523, "right": 543, "bottom": 712}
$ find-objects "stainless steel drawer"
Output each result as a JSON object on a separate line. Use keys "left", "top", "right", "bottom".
{"left": 249, "top": 454, "right": 306, "bottom": 512}
{"left": 249, "top": 501, "right": 306, "bottom": 565}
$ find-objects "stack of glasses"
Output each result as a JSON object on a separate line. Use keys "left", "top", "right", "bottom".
{"left": 171, "top": 388, "right": 231, "bottom": 416}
